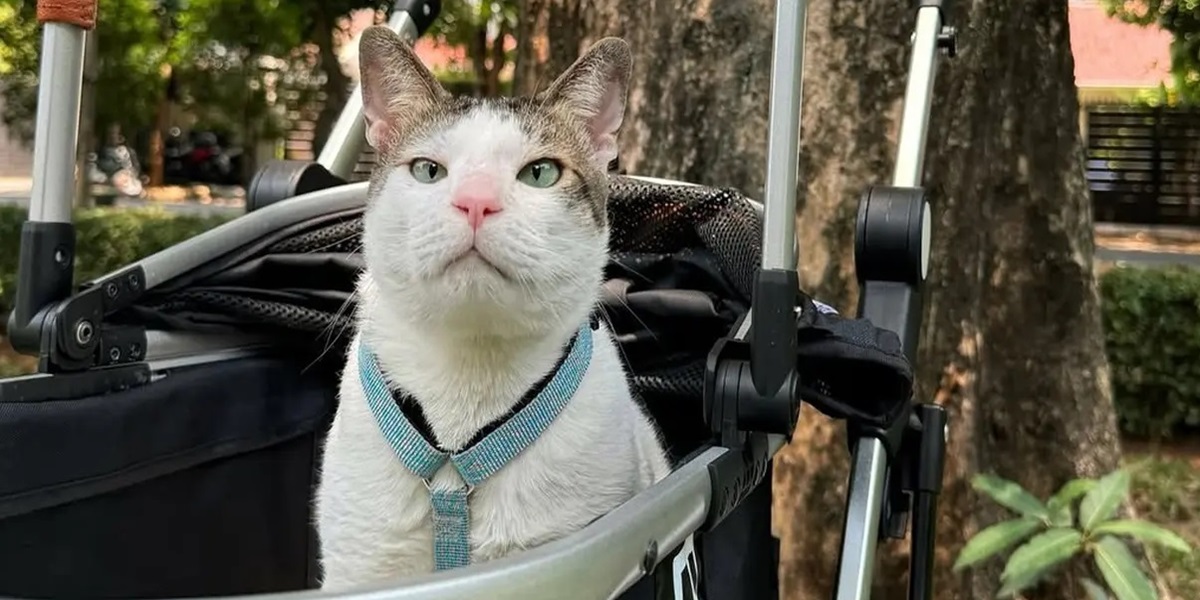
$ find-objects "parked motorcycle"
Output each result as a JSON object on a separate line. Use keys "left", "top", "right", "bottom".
{"left": 88, "top": 138, "right": 145, "bottom": 198}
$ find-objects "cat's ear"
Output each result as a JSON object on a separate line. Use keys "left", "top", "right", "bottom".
{"left": 358, "top": 25, "right": 449, "bottom": 153}
{"left": 539, "top": 37, "right": 632, "bottom": 171}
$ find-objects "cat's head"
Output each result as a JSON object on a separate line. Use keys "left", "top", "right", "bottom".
{"left": 357, "top": 26, "right": 630, "bottom": 339}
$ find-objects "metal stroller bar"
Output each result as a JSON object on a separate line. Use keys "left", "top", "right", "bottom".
{"left": 317, "top": 0, "right": 439, "bottom": 179}
{"left": 7, "top": 0, "right": 96, "bottom": 360}
{"left": 835, "top": 1, "right": 954, "bottom": 599}
{"left": 759, "top": 0, "right": 807, "bottom": 273}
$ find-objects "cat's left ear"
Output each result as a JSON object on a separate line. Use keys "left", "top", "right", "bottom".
{"left": 358, "top": 25, "right": 449, "bottom": 153}
{"left": 540, "top": 38, "right": 632, "bottom": 171}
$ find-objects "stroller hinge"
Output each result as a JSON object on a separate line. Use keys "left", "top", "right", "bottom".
{"left": 17, "top": 264, "right": 150, "bottom": 374}
{"left": 8, "top": 222, "right": 76, "bottom": 359}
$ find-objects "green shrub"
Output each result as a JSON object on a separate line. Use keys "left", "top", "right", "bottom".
{"left": 1100, "top": 266, "right": 1200, "bottom": 439}
{"left": 0, "top": 205, "right": 232, "bottom": 326}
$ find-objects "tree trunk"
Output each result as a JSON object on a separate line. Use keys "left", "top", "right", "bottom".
{"left": 519, "top": 0, "right": 1136, "bottom": 599}
{"left": 513, "top": 0, "right": 549, "bottom": 95}
{"left": 520, "top": 0, "right": 775, "bottom": 192}
{"left": 912, "top": 0, "right": 1129, "bottom": 598}
{"left": 487, "top": 17, "right": 511, "bottom": 96}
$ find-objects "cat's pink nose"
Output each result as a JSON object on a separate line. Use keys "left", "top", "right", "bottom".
{"left": 452, "top": 194, "right": 503, "bottom": 231}
{"left": 452, "top": 181, "right": 503, "bottom": 231}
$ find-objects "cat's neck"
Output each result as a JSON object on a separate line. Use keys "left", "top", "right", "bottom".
{"left": 356, "top": 275, "right": 583, "bottom": 452}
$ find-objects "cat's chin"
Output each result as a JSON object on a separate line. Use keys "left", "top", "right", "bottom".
{"left": 442, "top": 248, "right": 511, "bottom": 280}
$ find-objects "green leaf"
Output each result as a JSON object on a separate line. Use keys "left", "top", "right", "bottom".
{"left": 953, "top": 517, "right": 1045, "bottom": 571}
{"left": 1080, "top": 470, "right": 1132, "bottom": 532}
{"left": 972, "top": 474, "right": 1051, "bottom": 519}
{"left": 1047, "top": 479, "right": 1096, "bottom": 527}
{"left": 1049, "top": 478, "right": 1098, "bottom": 509}
{"left": 999, "top": 528, "right": 1083, "bottom": 585}
{"left": 1091, "top": 519, "right": 1193, "bottom": 554}
{"left": 1094, "top": 536, "right": 1158, "bottom": 600}
{"left": 996, "top": 567, "right": 1049, "bottom": 598}
{"left": 1082, "top": 577, "right": 1111, "bottom": 600}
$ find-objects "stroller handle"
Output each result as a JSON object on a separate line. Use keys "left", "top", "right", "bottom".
{"left": 317, "top": 1, "right": 442, "bottom": 179}
{"left": 759, "top": 0, "right": 807, "bottom": 273}
{"left": 36, "top": 0, "right": 97, "bottom": 29}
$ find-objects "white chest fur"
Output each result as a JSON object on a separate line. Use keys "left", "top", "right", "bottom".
{"left": 314, "top": 321, "right": 671, "bottom": 591}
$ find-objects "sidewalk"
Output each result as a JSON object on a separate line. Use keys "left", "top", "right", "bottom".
{"left": 0, "top": 177, "right": 31, "bottom": 198}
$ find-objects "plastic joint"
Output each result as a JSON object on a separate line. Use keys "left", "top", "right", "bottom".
{"left": 701, "top": 300, "right": 799, "bottom": 530}
{"left": 7, "top": 222, "right": 76, "bottom": 357}
{"left": 246, "top": 161, "right": 348, "bottom": 213}
{"left": 854, "top": 185, "right": 929, "bottom": 362}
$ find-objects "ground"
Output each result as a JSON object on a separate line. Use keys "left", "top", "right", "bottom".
{"left": 1127, "top": 443, "right": 1200, "bottom": 599}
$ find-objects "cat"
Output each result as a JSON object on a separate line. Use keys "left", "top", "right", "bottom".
{"left": 313, "top": 25, "right": 672, "bottom": 591}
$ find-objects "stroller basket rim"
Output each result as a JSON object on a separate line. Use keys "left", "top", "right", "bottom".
{"left": 100, "top": 174, "right": 763, "bottom": 311}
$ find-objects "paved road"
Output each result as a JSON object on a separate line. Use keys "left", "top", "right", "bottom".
{"left": 1095, "top": 247, "right": 1200, "bottom": 268}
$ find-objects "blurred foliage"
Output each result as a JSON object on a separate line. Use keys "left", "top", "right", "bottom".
{"left": 0, "top": 0, "right": 520, "bottom": 155}
{"left": 1100, "top": 265, "right": 1200, "bottom": 439}
{"left": 0, "top": 204, "right": 231, "bottom": 326}
{"left": 1102, "top": 1, "right": 1200, "bottom": 104}
{"left": 0, "top": 0, "right": 388, "bottom": 149}
{"left": 429, "top": 0, "right": 517, "bottom": 94}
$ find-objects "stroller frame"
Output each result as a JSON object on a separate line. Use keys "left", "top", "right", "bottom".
{"left": 4, "top": 0, "right": 955, "bottom": 598}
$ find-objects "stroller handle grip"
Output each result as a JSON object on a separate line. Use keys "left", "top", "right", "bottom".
{"left": 36, "top": 0, "right": 97, "bottom": 29}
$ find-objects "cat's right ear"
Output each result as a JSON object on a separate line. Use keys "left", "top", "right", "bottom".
{"left": 358, "top": 26, "right": 448, "bottom": 153}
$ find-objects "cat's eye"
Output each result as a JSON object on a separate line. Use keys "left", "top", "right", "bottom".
{"left": 517, "top": 159, "right": 563, "bottom": 188}
{"left": 410, "top": 158, "right": 446, "bottom": 183}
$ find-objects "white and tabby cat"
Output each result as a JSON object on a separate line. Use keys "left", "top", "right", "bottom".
{"left": 314, "top": 26, "right": 672, "bottom": 590}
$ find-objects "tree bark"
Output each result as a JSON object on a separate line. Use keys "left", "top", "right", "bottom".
{"left": 519, "top": 0, "right": 775, "bottom": 192}
{"left": 513, "top": 0, "right": 549, "bottom": 95}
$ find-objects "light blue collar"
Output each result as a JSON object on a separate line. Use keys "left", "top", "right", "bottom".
{"left": 357, "top": 323, "right": 594, "bottom": 571}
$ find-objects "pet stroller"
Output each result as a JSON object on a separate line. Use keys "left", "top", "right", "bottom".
{"left": 0, "top": 0, "right": 954, "bottom": 598}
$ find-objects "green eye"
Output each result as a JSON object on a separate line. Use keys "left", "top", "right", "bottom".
{"left": 517, "top": 159, "right": 563, "bottom": 188}
{"left": 410, "top": 158, "right": 446, "bottom": 183}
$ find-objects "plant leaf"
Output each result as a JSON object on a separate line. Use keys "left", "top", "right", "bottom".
{"left": 999, "top": 527, "right": 1083, "bottom": 584}
{"left": 1094, "top": 536, "right": 1158, "bottom": 600}
{"left": 1081, "top": 577, "right": 1111, "bottom": 600}
{"left": 1091, "top": 519, "right": 1193, "bottom": 554}
{"left": 972, "top": 473, "right": 1051, "bottom": 519}
{"left": 953, "top": 517, "right": 1045, "bottom": 571}
{"left": 1080, "top": 469, "right": 1132, "bottom": 532}
{"left": 1048, "top": 478, "right": 1097, "bottom": 510}
{"left": 996, "top": 566, "right": 1049, "bottom": 599}
{"left": 1049, "top": 503, "right": 1073, "bottom": 528}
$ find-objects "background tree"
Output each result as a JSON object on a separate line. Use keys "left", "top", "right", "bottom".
{"left": 513, "top": 0, "right": 776, "bottom": 194}
{"left": 429, "top": 0, "right": 519, "bottom": 97}
{"left": 518, "top": 0, "right": 1136, "bottom": 598}
{"left": 914, "top": 0, "right": 1134, "bottom": 596}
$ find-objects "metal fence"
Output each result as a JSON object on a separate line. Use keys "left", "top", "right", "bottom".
{"left": 1086, "top": 104, "right": 1200, "bottom": 227}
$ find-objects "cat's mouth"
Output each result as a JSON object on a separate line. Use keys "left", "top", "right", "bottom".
{"left": 445, "top": 248, "right": 510, "bottom": 280}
